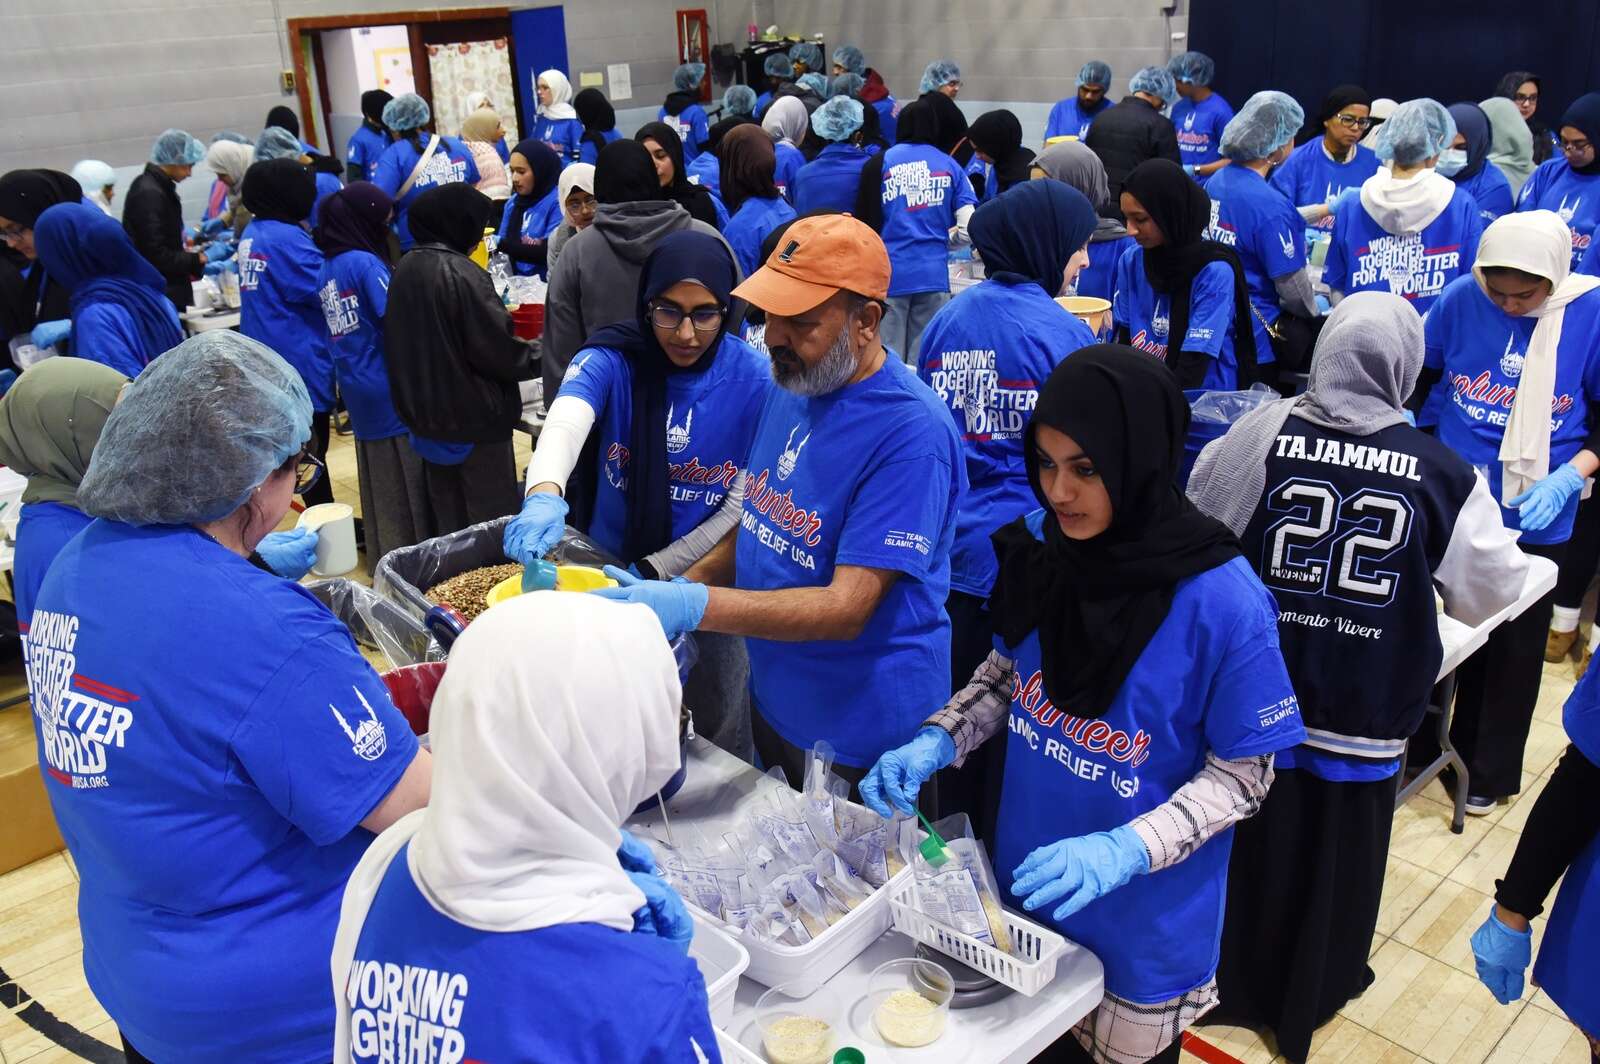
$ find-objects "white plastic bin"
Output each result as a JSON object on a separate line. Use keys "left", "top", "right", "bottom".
{"left": 691, "top": 914, "right": 751, "bottom": 1029}
{"left": 887, "top": 877, "right": 1068, "bottom": 996}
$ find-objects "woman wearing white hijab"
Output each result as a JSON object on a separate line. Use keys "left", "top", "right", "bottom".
{"left": 532, "top": 68, "right": 583, "bottom": 165}
{"left": 331, "top": 593, "right": 714, "bottom": 1063}
{"left": 204, "top": 139, "right": 255, "bottom": 237}
{"left": 761, "top": 95, "right": 809, "bottom": 201}
{"left": 70, "top": 160, "right": 118, "bottom": 216}
{"left": 1408, "top": 210, "right": 1600, "bottom": 815}
{"left": 547, "top": 161, "right": 596, "bottom": 275}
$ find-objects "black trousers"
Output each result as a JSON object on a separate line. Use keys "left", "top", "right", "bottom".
{"left": 1410, "top": 539, "right": 1564, "bottom": 799}
{"left": 300, "top": 410, "right": 334, "bottom": 508}
{"left": 752, "top": 705, "right": 937, "bottom": 815}
{"left": 1555, "top": 488, "right": 1600, "bottom": 609}
{"left": 421, "top": 439, "right": 520, "bottom": 538}
{"left": 935, "top": 589, "right": 1006, "bottom": 845}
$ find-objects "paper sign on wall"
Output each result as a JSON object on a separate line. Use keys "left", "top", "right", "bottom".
{"left": 607, "top": 62, "right": 632, "bottom": 101}
{"left": 579, "top": 71, "right": 604, "bottom": 87}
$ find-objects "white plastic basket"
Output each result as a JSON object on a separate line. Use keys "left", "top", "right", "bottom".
{"left": 715, "top": 1027, "right": 763, "bottom": 1063}
{"left": 887, "top": 877, "right": 1068, "bottom": 996}
{"left": 690, "top": 914, "right": 751, "bottom": 1029}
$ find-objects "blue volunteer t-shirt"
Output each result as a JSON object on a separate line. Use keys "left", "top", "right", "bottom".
{"left": 723, "top": 195, "right": 797, "bottom": 277}
{"left": 578, "top": 129, "right": 622, "bottom": 166}
{"left": 1044, "top": 98, "right": 1107, "bottom": 142}
{"left": 1457, "top": 164, "right": 1514, "bottom": 226}
{"left": 372, "top": 136, "right": 481, "bottom": 249}
{"left": 1205, "top": 161, "right": 1303, "bottom": 348}
{"left": 1113, "top": 245, "right": 1257, "bottom": 390}
{"left": 794, "top": 143, "right": 873, "bottom": 215}
{"left": 347, "top": 125, "right": 390, "bottom": 182}
{"left": 1424, "top": 275, "right": 1600, "bottom": 544}
{"left": 239, "top": 218, "right": 337, "bottom": 412}
{"left": 1172, "top": 94, "right": 1236, "bottom": 170}
{"left": 348, "top": 841, "right": 719, "bottom": 1064}
{"left": 1070, "top": 233, "right": 1137, "bottom": 304}
{"left": 872, "top": 95, "right": 899, "bottom": 145}
{"left": 559, "top": 334, "right": 772, "bottom": 560}
{"left": 13, "top": 501, "right": 92, "bottom": 629}
{"left": 993, "top": 513, "right": 1304, "bottom": 1003}
{"left": 1517, "top": 158, "right": 1600, "bottom": 270}
{"left": 29, "top": 521, "right": 418, "bottom": 1063}
{"left": 686, "top": 151, "right": 720, "bottom": 193}
{"left": 774, "top": 142, "right": 805, "bottom": 202}
{"left": 1270, "top": 140, "right": 1382, "bottom": 232}
{"left": 532, "top": 115, "right": 584, "bottom": 164}
{"left": 918, "top": 279, "right": 1097, "bottom": 596}
{"left": 880, "top": 143, "right": 979, "bottom": 297}
{"left": 318, "top": 250, "right": 406, "bottom": 441}
{"left": 1323, "top": 186, "right": 1483, "bottom": 314}
{"left": 498, "top": 190, "right": 565, "bottom": 277}
{"left": 737, "top": 356, "right": 966, "bottom": 767}
{"left": 659, "top": 104, "right": 711, "bottom": 161}
{"left": 311, "top": 170, "right": 342, "bottom": 230}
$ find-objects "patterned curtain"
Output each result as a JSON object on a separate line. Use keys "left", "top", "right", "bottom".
{"left": 427, "top": 38, "right": 517, "bottom": 142}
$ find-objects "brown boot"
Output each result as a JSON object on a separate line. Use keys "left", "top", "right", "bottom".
{"left": 1579, "top": 643, "right": 1593, "bottom": 682}
{"left": 1547, "top": 627, "right": 1580, "bottom": 663}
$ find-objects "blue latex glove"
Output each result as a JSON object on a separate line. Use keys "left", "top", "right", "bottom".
{"left": 203, "top": 259, "right": 229, "bottom": 277}
{"left": 860, "top": 727, "right": 957, "bottom": 818}
{"left": 1011, "top": 825, "right": 1150, "bottom": 922}
{"left": 198, "top": 215, "right": 228, "bottom": 239}
{"left": 30, "top": 319, "right": 71, "bottom": 349}
{"left": 590, "top": 565, "right": 707, "bottom": 638}
{"left": 1314, "top": 293, "right": 1332, "bottom": 315}
{"left": 1402, "top": 409, "right": 1416, "bottom": 427}
{"left": 617, "top": 830, "right": 657, "bottom": 874}
{"left": 1328, "top": 186, "right": 1359, "bottom": 213}
{"left": 257, "top": 527, "right": 319, "bottom": 579}
{"left": 502, "top": 492, "right": 569, "bottom": 562}
{"left": 627, "top": 870, "right": 694, "bottom": 952}
{"left": 1507, "top": 461, "right": 1584, "bottom": 532}
{"left": 1469, "top": 907, "right": 1532, "bottom": 1004}
{"left": 1182, "top": 163, "right": 1198, "bottom": 179}
{"left": 201, "top": 239, "right": 233, "bottom": 263}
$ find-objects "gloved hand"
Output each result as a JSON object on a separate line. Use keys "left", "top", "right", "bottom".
{"left": 1402, "top": 409, "right": 1417, "bottom": 427}
{"left": 1011, "top": 825, "right": 1150, "bottom": 922}
{"left": 30, "top": 319, "right": 71, "bottom": 349}
{"left": 198, "top": 215, "right": 229, "bottom": 239}
{"left": 1470, "top": 906, "right": 1532, "bottom": 1004}
{"left": 256, "top": 527, "right": 320, "bottom": 579}
{"left": 1507, "top": 461, "right": 1585, "bottom": 532}
{"left": 860, "top": 727, "right": 957, "bottom": 818}
{"left": 590, "top": 565, "right": 707, "bottom": 638}
{"left": 1315, "top": 293, "right": 1332, "bottom": 315}
{"left": 1327, "top": 186, "right": 1360, "bottom": 213}
{"left": 502, "top": 491, "right": 569, "bottom": 562}
{"left": 617, "top": 829, "right": 657, "bottom": 874}
{"left": 1182, "top": 163, "right": 1198, "bottom": 179}
{"left": 201, "top": 239, "right": 233, "bottom": 264}
{"left": 203, "top": 259, "right": 229, "bottom": 277}
{"left": 627, "top": 870, "right": 694, "bottom": 952}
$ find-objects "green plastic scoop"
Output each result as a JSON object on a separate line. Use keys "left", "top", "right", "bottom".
{"left": 916, "top": 809, "right": 952, "bottom": 868}
{"left": 521, "top": 558, "right": 558, "bottom": 593}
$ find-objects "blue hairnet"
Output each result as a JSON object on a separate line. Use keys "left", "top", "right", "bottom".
{"left": 764, "top": 52, "right": 794, "bottom": 79}
{"left": 830, "top": 73, "right": 865, "bottom": 99}
{"left": 1220, "top": 90, "right": 1305, "bottom": 160}
{"left": 921, "top": 60, "right": 961, "bottom": 95}
{"left": 70, "top": 160, "right": 116, "bottom": 190}
{"left": 254, "top": 126, "right": 302, "bottom": 162}
{"left": 723, "top": 85, "right": 757, "bottom": 116}
{"left": 1128, "top": 66, "right": 1177, "bottom": 105}
{"left": 798, "top": 72, "right": 828, "bottom": 97}
{"left": 789, "top": 42, "right": 823, "bottom": 71}
{"left": 382, "top": 93, "right": 431, "bottom": 133}
{"left": 812, "top": 97, "right": 865, "bottom": 141}
{"left": 211, "top": 131, "right": 250, "bottom": 144}
{"left": 150, "top": 129, "right": 204, "bottom": 166}
{"left": 76, "top": 332, "right": 313, "bottom": 526}
{"left": 1077, "top": 61, "right": 1113, "bottom": 90}
{"left": 1376, "top": 98, "right": 1457, "bottom": 167}
{"left": 1168, "top": 51, "right": 1215, "bottom": 87}
{"left": 833, "top": 45, "right": 866, "bottom": 76}
{"left": 674, "top": 62, "right": 706, "bottom": 93}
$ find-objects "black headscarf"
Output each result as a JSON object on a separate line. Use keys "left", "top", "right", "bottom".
{"left": 1447, "top": 102, "right": 1492, "bottom": 183}
{"left": 266, "top": 105, "right": 301, "bottom": 139}
{"left": 905, "top": 92, "right": 973, "bottom": 165}
{"left": 581, "top": 230, "right": 738, "bottom": 561}
{"left": 968, "top": 110, "right": 1037, "bottom": 195}
{"left": 240, "top": 158, "right": 317, "bottom": 224}
{"left": 509, "top": 139, "right": 564, "bottom": 212}
{"left": 1561, "top": 93, "right": 1600, "bottom": 175}
{"left": 1300, "top": 84, "right": 1371, "bottom": 145}
{"left": 314, "top": 181, "right": 393, "bottom": 260}
{"left": 408, "top": 183, "right": 492, "bottom": 253}
{"left": 1497, "top": 71, "right": 1554, "bottom": 165}
{"left": 970, "top": 180, "right": 1099, "bottom": 295}
{"left": 0, "top": 170, "right": 83, "bottom": 227}
{"left": 574, "top": 88, "right": 617, "bottom": 158}
{"left": 636, "top": 122, "right": 721, "bottom": 227}
{"left": 595, "top": 140, "right": 662, "bottom": 204}
{"left": 360, "top": 90, "right": 393, "bottom": 131}
{"left": 1122, "top": 159, "right": 1259, "bottom": 385}
{"left": 989, "top": 345, "right": 1240, "bottom": 719}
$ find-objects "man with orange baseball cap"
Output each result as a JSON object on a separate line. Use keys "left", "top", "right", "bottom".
{"left": 595, "top": 214, "right": 966, "bottom": 792}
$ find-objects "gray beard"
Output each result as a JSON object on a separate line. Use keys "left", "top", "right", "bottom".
{"left": 773, "top": 327, "right": 859, "bottom": 397}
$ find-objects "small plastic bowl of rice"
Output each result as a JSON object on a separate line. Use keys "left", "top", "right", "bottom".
{"left": 756, "top": 983, "right": 843, "bottom": 1064}
{"left": 866, "top": 956, "right": 954, "bottom": 1048}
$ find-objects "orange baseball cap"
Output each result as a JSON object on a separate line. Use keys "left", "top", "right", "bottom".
{"left": 732, "top": 214, "right": 891, "bottom": 315}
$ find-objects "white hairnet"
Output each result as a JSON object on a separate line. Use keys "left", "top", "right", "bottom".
{"left": 833, "top": 46, "right": 866, "bottom": 76}
{"left": 723, "top": 85, "right": 757, "bottom": 116}
{"left": 1376, "top": 98, "right": 1457, "bottom": 167}
{"left": 150, "top": 129, "right": 204, "bottom": 166}
{"left": 673, "top": 62, "right": 705, "bottom": 93}
{"left": 789, "top": 42, "right": 823, "bottom": 70}
{"left": 254, "top": 126, "right": 302, "bottom": 162}
{"left": 383, "top": 93, "right": 431, "bottom": 133}
{"left": 70, "top": 160, "right": 116, "bottom": 190}
{"left": 1168, "top": 51, "right": 1215, "bottom": 87}
{"left": 1078, "top": 61, "right": 1113, "bottom": 89}
{"left": 921, "top": 60, "right": 961, "bottom": 94}
{"left": 1221, "top": 90, "right": 1305, "bottom": 160}
{"left": 77, "top": 332, "right": 313, "bottom": 526}
{"left": 1129, "top": 66, "right": 1177, "bottom": 105}
{"left": 812, "top": 97, "right": 865, "bottom": 141}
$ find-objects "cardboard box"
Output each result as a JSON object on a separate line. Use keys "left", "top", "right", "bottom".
{"left": 0, "top": 697, "right": 64, "bottom": 876}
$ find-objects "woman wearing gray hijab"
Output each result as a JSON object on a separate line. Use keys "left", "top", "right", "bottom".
{"left": 1188, "top": 292, "right": 1527, "bottom": 1063}
{"left": 1480, "top": 96, "right": 1537, "bottom": 198}
{"left": 1030, "top": 140, "right": 1134, "bottom": 303}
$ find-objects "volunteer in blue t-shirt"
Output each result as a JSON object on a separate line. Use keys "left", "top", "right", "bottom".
{"left": 1516, "top": 93, "right": 1600, "bottom": 271}
{"left": 717, "top": 125, "right": 797, "bottom": 277}
{"left": 1271, "top": 85, "right": 1383, "bottom": 233}
{"left": 237, "top": 159, "right": 339, "bottom": 508}
{"left": 834, "top": 46, "right": 898, "bottom": 146}
{"left": 968, "top": 109, "right": 1036, "bottom": 203}
{"left": 1325, "top": 99, "right": 1483, "bottom": 314}
{"left": 346, "top": 90, "right": 392, "bottom": 183}
{"left": 496, "top": 139, "right": 564, "bottom": 278}
{"left": 793, "top": 97, "right": 872, "bottom": 214}
{"left": 659, "top": 62, "right": 711, "bottom": 162}
{"left": 1044, "top": 60, "right": 1114, "bottom": 143}
{"left": 574, "top": 87, "right": 622, "bottom": 166}
{"left": 531, "top": 70, "right": 584, "bottom": 164}
{"left": 1409, "top": 211, "right": 1600, "bottom": 813}
{"left": 762, "top": 96, "right": 810, "bottom": 200}
{"left": 1031, "top": 140, "right": 1135, "bottom": 306}
{"left": 1168, "top": 51, "right": 1235, "bottom": 182}
{"left": 1446, "top": 102, "right": 1515, "bottom": 225}
{"left": 591, "top": 215, "right": 966, "bottom": 791}
{"left": 333, "top": 593, "right": 713, "bottom": 1064}
{"left": 1114, "top": 159, "right": 1263, "bottom": 390}
{"left": 372, "top": 93, "right": 481, "bottom": 250}
{"left": 862, "top": 345, "right": 1304, "bottom": 1064}
{"left": 31, "top": 332, "right": 430, "bottom": 1064}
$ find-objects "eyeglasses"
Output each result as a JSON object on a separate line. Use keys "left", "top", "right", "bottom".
{"left": 1514, "top": 92, "right": 1539, "bottom": 105}
{"left": 1562, "top": 138, "right": 1593, "bottom": 154}
{"left": 649, "top": 302, "right": 726, "bottom": 332}
{"left": 291, "top": 449, "right": 325, "bottom": 494}
{"left": 567, "top": 195, "right": 598, "bottom": 218}
{"left": 1332, "top": 113, "right": 1372, "bottom": 131}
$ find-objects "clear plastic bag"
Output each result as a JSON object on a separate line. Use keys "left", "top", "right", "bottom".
{"left": 505, "top": 275, "right": 548, "bottom": 306}
{"left": 304, "top": 578, "right": 444, "bottom": 670}
{"left": 1188, "top": 382, "right": 1281, "bottom": 424}
{"left": 909, "top": 813, "right": 1015, "bottom": 955}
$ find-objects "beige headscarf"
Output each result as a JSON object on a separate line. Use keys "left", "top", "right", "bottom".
{"left": 459, "top": 107, "right": 503, "bottom": 144}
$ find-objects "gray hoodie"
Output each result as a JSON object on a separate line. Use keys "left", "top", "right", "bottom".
{"left": 542, "top": 200, "right": 728, "bottom": 401}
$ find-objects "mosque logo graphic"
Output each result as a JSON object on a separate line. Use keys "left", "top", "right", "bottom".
{"left": 777, "top": 425, "right": 810, "bottom": 480}
{"left": 665, "top": 404, "right": 693, "bottom": 454}
{"left": 1499, "top": 334, "right": 1525, "bottom": 379}
{"left": 1278, "top": 230, "right": 1298, "bottom": 259}
{"left": 1559, "top": 195, "right": 1582, "bottom": 225}
{"left": 330, "top": 687, "right": 388, "bottom": 761}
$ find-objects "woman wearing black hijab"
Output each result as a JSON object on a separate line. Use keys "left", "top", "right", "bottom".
{"left": 862, "top": 345, "right": 1303, "bottom": 1064}
{"left": 1516, "top": 92, "right": 1600, "bottom": 272}
{"left": 0, "top": 169, "right": 84, "bottom": 352}
{"left": 496, "top": 139, "right": 564, "bottom": 278}
{"left": 574, "top": 87, "right": 620, "bottom": 165}
{"left": 1497, "top": 71, "right": 1559, "bottom": 165}
{"left": 1271, "top": 84, "right": 1383, "bottom": 229}
{"left": 635, "top": 121, "right": 725, "bottom": 229}
{"left": 968, "top": 110, "right": 1036, "bottom": 201}
{"left": 347, "top": 90, "right": 394, "bottom": 183}
{"left": 1112, "top": 158, "right": 1261, "bottom": 390}
{"left": 385, "top": 183, "right": 537, "bottom": 535}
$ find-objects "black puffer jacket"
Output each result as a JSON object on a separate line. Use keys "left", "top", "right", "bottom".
{"left": 384, "top": 243, "right": 537, "bottom": 443}
{"left": 1085, "top": 96, "right": 1182, "bottom": 219}
{"left": 123, "top": 164, "right": 204, "bottom": 309}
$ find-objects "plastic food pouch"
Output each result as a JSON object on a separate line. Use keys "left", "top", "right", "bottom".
{"left": 909, "top": 812, "right": 1015, "bottom": 955}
